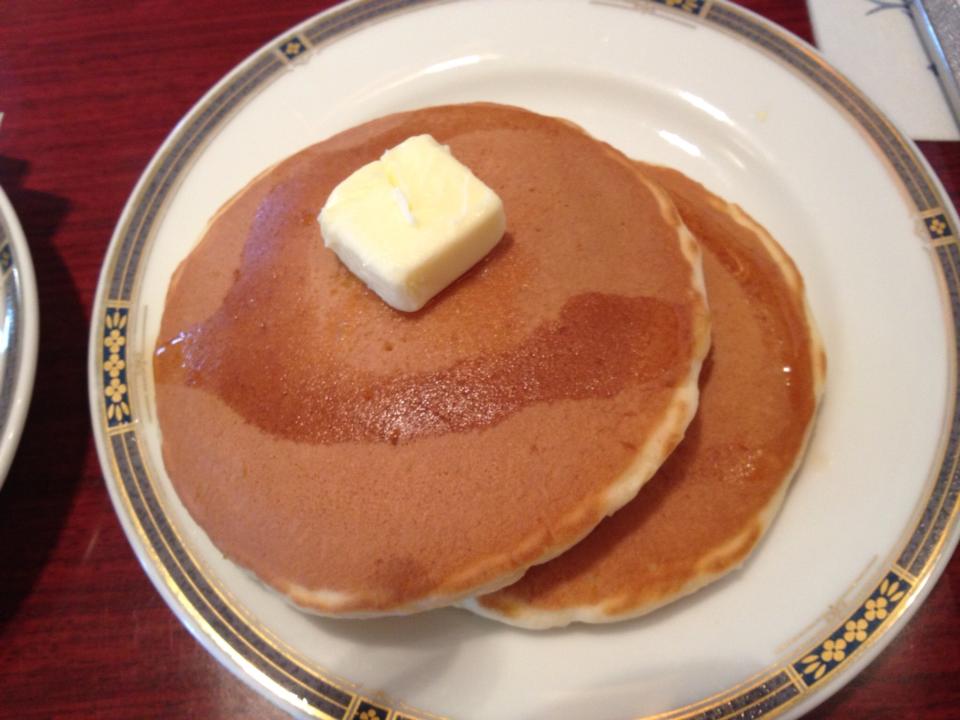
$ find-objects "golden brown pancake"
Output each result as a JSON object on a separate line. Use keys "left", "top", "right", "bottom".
{"left": 469, "top": 163, "right": 825, "bottom": 628}
{"left": 153, "top": 104, "right": 710, "bottom": 615}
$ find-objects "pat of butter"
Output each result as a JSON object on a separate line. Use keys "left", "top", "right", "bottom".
{"left": 318, "top": 134, "right": 506, "bottom": 312}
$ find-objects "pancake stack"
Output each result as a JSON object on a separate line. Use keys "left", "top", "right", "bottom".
{"left": 153, "top": 103, "right": 823, "bottom": 625}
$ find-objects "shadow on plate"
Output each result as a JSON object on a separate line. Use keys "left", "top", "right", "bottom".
{"left": 310, "top": 605, "right": 493, "bottom": 699}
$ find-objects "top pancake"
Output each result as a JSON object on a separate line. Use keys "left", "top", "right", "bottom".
{"left": 152, "top": 103, "right": 710, "bottom": 615}
{"left": 470, "top": 164, "right": 825, "bottom": 628}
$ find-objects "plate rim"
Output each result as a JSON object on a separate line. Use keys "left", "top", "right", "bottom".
{"left": 0, "top": 183, "right": 39, "bottom": 492}
{"left": 86, "top": 1, "right": 960, "bottom": 718}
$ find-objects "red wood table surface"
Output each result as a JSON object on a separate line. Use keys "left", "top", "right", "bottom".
{"left": 0, "top": 1, "right": 957, "bottom": 718}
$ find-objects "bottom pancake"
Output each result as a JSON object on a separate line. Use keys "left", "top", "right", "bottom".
{"left": 468, "top": 164, "right": 826, "bottom": 628}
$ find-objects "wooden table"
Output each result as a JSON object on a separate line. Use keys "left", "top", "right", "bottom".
{"left": 0, "top": 1, "right": 957, "bottom": 718}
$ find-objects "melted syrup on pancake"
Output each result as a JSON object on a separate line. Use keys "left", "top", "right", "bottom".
{"left": 155, "top": 184, "right": 684, "bottom": 445}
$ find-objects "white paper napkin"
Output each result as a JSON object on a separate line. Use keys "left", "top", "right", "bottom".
{"left": 808, "top": 0, "right": 960, "bottom": 141}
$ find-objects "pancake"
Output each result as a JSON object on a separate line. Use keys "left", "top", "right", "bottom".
{"left": 469, "top": 163, "right": 826, "bottom": 628}
{"left": 153, "top": 104, "right": 711, "bottom": 615}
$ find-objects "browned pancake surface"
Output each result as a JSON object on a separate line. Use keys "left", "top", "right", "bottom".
{"left": 474, "top": 163, "right": 824, "bottom": 626}
{"left": 153, "top": 104, "right": 709, "bottom": 613}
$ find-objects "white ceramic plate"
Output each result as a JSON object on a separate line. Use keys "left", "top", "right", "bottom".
{"left": 0, "top": 184, "right": 37, "bottom": 490}
{"left": 88, "top": 1, "right": 960, "bottom": 718}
